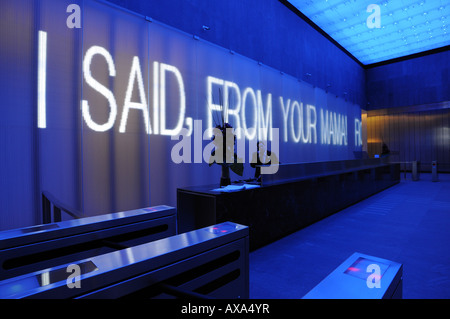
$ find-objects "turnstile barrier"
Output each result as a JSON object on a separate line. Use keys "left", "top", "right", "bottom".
{"left": 303, "top": 252, "right": 402, "bottom": 299}
{"left": 0, "top": 205, "right": 176, "bottom": 281}
{"left": 0, "top": 222, "right": 249, "bottom": 299}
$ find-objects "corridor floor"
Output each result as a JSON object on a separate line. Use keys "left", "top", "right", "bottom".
{"left": 249, "top": 173, "right": 450, "bottom": 299}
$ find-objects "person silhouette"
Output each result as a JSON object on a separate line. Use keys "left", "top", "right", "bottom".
{"left": 381, "top": 142, "right": 390, "bottom": 158}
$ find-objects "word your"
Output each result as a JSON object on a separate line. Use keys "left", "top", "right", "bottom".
{"left": 367, "top": 4, "right": 381, "bottom": 29}
{"left": 66, "top": 4, "right": 81, "bottom": 29}
{"left": 66, "top": 264, "right": 81, "bottom": 289}
{"left": 366, "top": 263, "right": 381, "bottom": 288}
{"left": 279, "top": 97, "right": 317, "bottom": 144}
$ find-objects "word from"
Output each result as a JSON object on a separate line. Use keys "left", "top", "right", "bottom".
{"left": 207, "top": 76, "right": 273, "bottom": 141}
{"left": 66, "top": 4, "right": 81, "bottom": 29}
{"left": 367, "top": 4, "right": 381, "bottom": 29}
{"left": 366, "top": 263, "right": 381, "bottom": 288}
{"left": 66, "top": 264, "right": 81, "bottom": 289}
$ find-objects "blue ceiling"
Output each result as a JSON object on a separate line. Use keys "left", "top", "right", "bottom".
{"left": 285, "top": 0, "right": 450, "bottom": 65}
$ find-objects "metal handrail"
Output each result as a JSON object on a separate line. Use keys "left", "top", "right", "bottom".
{"left": 42, "top": 191, "right": 83, "bottom": 224}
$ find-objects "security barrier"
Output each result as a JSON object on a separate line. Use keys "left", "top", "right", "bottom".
{"left": 0, "top": 205, "right": 176, "bottom": 281}
{"left": 303, "top": 252, "right": 402, "bottom": 299}
{"left": 0, "top": 222, "right": 249, "bottom": 299}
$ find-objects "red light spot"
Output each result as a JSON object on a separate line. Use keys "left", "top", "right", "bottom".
{"left": 220, "top": 230, "right": 227, "bottom": 233}
{"left": 347, "top": 267, "right": 360, "bottom": 272}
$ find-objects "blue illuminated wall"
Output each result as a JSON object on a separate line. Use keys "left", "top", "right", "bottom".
{"left": 1, "top": 0, "right": 448, "bottom": 233}
{"left": 0, "top": 0, "right": 364, "bottom": 230}
{"left": 105, "top": 0, "right": 366, "bottom": 107}
{"left": 1, "top": 0, "right": 449, "bottom": 233}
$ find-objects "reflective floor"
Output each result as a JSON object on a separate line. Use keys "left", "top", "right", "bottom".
{"left": 249, "top": 173, "right": 450, "bottom": 299}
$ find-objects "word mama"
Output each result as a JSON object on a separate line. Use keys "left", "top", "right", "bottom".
{"left": 320, "top": 109, "right": 348, "bottom": 146}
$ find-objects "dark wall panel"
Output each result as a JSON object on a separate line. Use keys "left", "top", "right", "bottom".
{"left": 366, "top": 50, "right": 450, "bottom": 110}
{"left": 105, "top": 0, "right": 366, "bottom": 107}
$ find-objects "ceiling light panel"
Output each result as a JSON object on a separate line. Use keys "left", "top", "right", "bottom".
{"left": 286, "top": 0, "right": 450, "bottom": 65}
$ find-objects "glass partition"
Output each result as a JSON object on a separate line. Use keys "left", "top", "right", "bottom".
{"left": 0, "top": 0, "right": 362, "bottom": 229}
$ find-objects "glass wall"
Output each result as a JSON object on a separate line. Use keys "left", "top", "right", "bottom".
{"left": 0, "top": 0, "right": 362, "bottom": 229}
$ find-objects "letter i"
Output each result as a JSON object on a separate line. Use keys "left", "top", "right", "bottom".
{"left": 153, "top": 61, "right": 159, "bottom": 134}
{"left": 38, "top": 31, "right": 47, "bottom": 129}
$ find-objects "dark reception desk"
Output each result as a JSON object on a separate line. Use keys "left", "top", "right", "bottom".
{"left": 177, "top": 159, "right": 400, "bottom": 251}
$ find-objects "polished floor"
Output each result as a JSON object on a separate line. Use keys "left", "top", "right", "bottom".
{"left": 249, "top": 173, "right": 450, "bottom": 299}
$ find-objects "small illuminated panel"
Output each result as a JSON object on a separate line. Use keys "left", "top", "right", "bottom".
{"left": 344, "top": 257, "right": 389, "bottom": 280}
{"left": 303, "top": 252, "right": 402, "bottom": 299}
{"left": 286, "top": 0, "right": 450, "bottom": 65}
{"left": 205, "top": 222, "right": 242, "bottom": 234}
